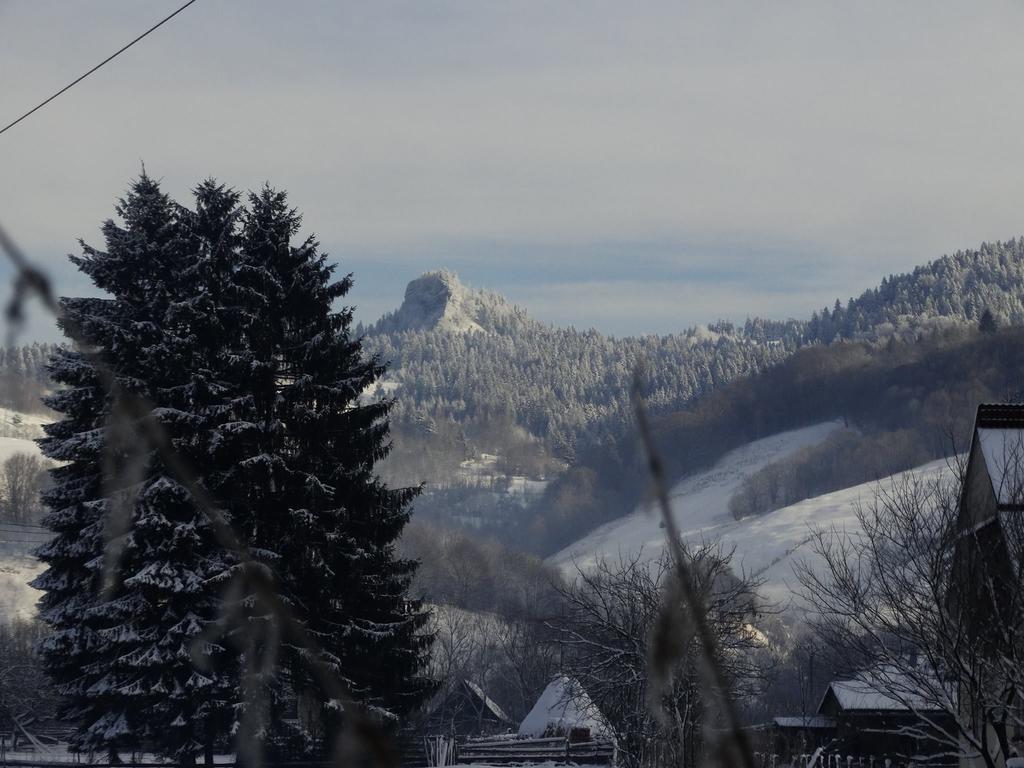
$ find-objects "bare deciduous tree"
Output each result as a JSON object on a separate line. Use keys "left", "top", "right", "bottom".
{"left": 550, "top": 548, "right": 766, "bottom": 768}
{"left": 0, "top": 452, "right": 48, "bottom": 524}
{"left": 0, "top": 620, "right": 56, "bottom": 744}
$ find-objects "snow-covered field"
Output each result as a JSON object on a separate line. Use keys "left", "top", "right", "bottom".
{"left": 457, "top": 453, "right": 551, "bottom": 498}
{"left": 550, "top": 422, "right": 954, "bottom": 605}
{"left": 0, "top": 433, "right": 42, "bottom": 462}
{"left": 0, "top": 406, "right": 49, "bottom": 440}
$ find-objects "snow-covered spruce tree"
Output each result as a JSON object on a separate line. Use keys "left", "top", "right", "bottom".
{"left": 137, "top": 179, "right": 247, "bottom": 764}
{"left": 211, "top": 186, "right": 432, "bottom": 753}
{"left": 33, "top": 176, "right": 236, "bottom": 764}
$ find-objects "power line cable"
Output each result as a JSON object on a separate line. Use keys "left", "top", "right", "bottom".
{"left": 0, "top": 0, "right": 200, "bottom": 137}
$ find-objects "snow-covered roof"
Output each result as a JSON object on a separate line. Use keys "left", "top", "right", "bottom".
{"left": 463, "top": 680, "right": 511, "bottom": 724}
{"left": 976, "top": 426, "right": 1024, "bottom": 507}
{"left": 820, "top": 667, "right": 950, "bottom": 714}
{"left": 772, "top": 716, "right": 835, "bottom": 729}
{"left": 518, "top": 676, "right": 611, "bottom": 739}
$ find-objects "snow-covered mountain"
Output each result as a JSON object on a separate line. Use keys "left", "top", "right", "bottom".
{"left": 372, "top": 270, "right": 529, "bottom": 335}
{"left": 362, "top": 271, "right": 800, "bottom": 517}
{"left": 550, "top": 422, "right": 953, "bottom": 605}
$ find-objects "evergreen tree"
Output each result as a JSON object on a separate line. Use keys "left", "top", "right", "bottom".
{"left": 33, "top": 176, "right": 235, "bottom": 764}
{"left": 219, "top": 187, "right": 433, "bottom": 749}
{"left": 36, "top": 176, "right": 434, "bottom": 762}
{"left": 980, "top": 307, "right": 998, "bottom": 334}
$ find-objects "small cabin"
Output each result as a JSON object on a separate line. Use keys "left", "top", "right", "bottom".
{"left": 816, "top": 669, "right": 955, "bottom": 765}
{"left": 758, "top": 716, "right": 836, "bottom": 764}
{"left": 958, "top": 404, "right": 1024, "bottom": 528}
{"left": 426, "top": 679, "right": 512, "bottom": 737}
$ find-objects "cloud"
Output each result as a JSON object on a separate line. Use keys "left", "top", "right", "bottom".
{"left": 2, "top": 1, "right": 1023, "bottom": 337}
{"left": 504, "top": 278, "right": 846, "bottom": 337}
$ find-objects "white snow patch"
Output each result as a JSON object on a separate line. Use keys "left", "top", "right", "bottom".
{"left": 360, "top": 378, "right": 401, "bottom": 403}
{"left": 456, "top": 454, "right": 551, "bottom": 499}
{"left": 0, "top": 434, "right": 42, "bottom": 463}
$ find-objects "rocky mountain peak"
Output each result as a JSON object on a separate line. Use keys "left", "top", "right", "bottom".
{"left": 375, "top": 270, "right": 525, "bottom": 335}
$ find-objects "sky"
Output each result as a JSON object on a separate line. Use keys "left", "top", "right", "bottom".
{"left": 2, "top": 1, "right": 1024, "bottom": 341}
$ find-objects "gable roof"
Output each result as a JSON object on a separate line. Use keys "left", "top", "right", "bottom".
{"left": 463, "top": 680, "right": 511, "bottom": 724}
{"left": 818, "top": 666, "right": 952, "bottom": 715}
{"left": 773, "top": 716, "right": 836, "bottom": 729}
{"left": 973, "top": 404, "right": 1024, "bottom": 508}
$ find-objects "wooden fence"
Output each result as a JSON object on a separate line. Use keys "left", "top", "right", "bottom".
{"left": 754, "top": 751, "right": 959, "bottom": 768}
{"left": 451, "top": 735, "right": 616, "bottom": 766}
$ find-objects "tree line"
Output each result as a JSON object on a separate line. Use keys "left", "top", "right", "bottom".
{"left": 0, "top": 343, "right": 59, "bottom": 414}
{"left": 364, "top": 314, "right": 802, "bottom": 469}
{"left": 806, "top": 237, "right": 1024, "bottom": 344}
{"left": 0, "top": 451, "right": 51, "bottom": 524}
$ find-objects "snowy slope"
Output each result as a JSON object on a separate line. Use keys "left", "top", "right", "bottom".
{"left": 0, "top": 407, "right": 48, "bottom": 440}
{"left": 706, "top": 458, "right": 950, "bottom": 603}
{"left": 0, "top": 434, "right": 41, "bottom": 463}
{"left": 551, "top": 422, "right": 953, "bottom": 605}
{"left": 551, "top": 422, "right": 843, "bottom": 571}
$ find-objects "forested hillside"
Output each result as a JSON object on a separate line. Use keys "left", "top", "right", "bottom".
{"left": 12, "top": 240, "right": 1024, "bottom": 549}
{"left": 806, "top": 237, "right": 1024, "bottom": 342}
{"left": 363, "top": 272, "right": 803, "bottom": 476}
{"left": 359, "top": 239, "right": 1024, "bottom": 544}
{"left": 531, "top": 323, "right": 1024, "bottom": 555}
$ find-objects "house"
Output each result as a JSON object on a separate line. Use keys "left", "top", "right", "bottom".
{"left": 816, "top": 669, "right": 955, "bottom": 765}
{"left": 426, "top": 679, "right": 513, "bottom": 737}
{"left": 952, "top": 404, "right": 1024, "bottom": 768}
{"left": 954, "top": 404, "right": 1024, "bottom": 632}
{"left": 751, "top": 716, "right": 836, "bottom": 765}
